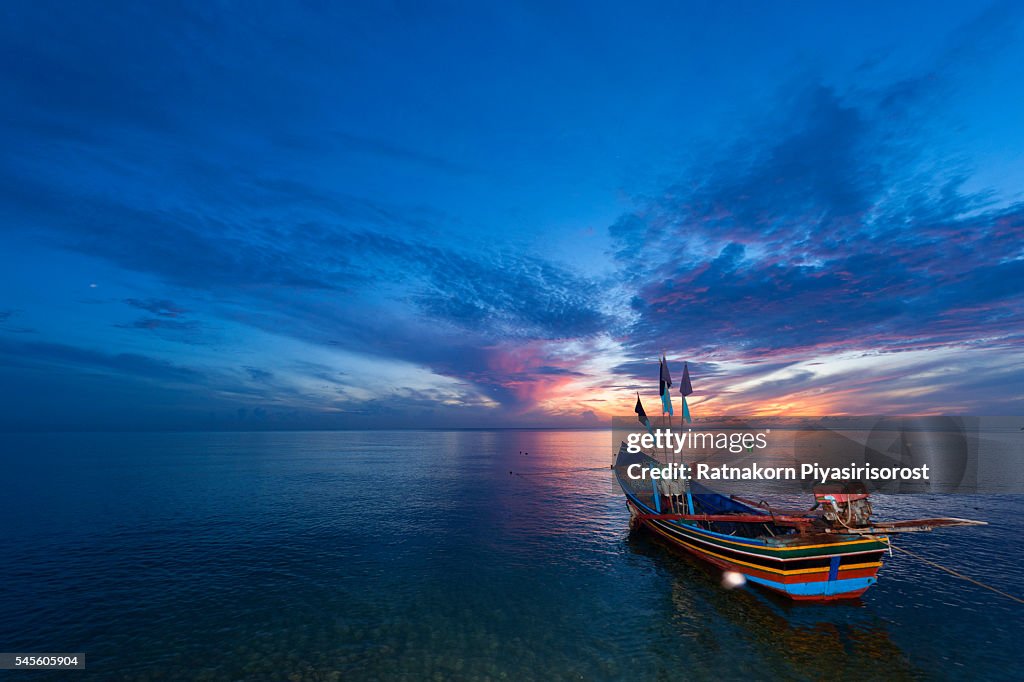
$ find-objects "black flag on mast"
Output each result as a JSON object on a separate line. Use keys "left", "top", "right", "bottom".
{"left": 679, "top": 362, "right": 693, "bottom": 423}
{"left": 680, "top": 362, "right": 693, "bottom": 397}
{"left": 634, "top": 393, "right": 654, "bottom": 435}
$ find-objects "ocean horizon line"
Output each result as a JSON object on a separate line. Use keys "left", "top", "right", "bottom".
{"left": 0, "top": 426, "right": 616, "bottom": 435}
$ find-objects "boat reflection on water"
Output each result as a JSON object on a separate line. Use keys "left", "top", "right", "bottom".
{"left": 626, "top": 532, "right": 923, "bottom": 679}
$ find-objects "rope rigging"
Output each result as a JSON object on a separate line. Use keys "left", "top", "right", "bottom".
{"left": 891, "top": 544, "right": 1024, "bottom": 606}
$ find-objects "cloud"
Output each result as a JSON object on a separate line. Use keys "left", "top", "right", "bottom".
{"left": 244, "top": 366, "right": 274, "bottom": 382}
{"left": 0, "top": 3, "right": 613, "bottom": 421}
{"left": 124, "top": 298, "right": 186, "bottom": 317}
{"left": 409, "top": 247, "right": 611, "bottom": 340}
{"left": 2, "top": 2, "right": 1022, "bottom": 425}
{"left": 329, "top": 131, "right": 477, "bottom": 176}
{"left": 0, "top": 309, "right": 35, "bottom": 334}
{"left": 0, "top": 337, "right": 201, "bottom": 383}
{"left": 119, "top": 318, "right": 196, "bottom": 330}
{"left": 612, "top": 79, "right": 1024, "bottom": 366}
{"left": 116, "top": 317, "right": 201, "bottom": 332}
{"left": 2, "top": 162, "right": 611, "bottom": 356}
{"left": 116, "top": 298, "right": 207, "bottom": 344}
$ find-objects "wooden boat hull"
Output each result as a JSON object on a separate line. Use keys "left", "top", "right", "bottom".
{"left": 614, "top": 442, "right": 890, "bottom": 600}
{"left": 625, "top": 497, "right": 888, "bottom": 600}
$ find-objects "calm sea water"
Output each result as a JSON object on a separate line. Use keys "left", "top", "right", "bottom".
{"left": 1, "top": 430, "right": 1022, "bottom": 681}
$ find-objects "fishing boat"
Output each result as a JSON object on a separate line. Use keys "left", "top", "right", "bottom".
{"left": 614, "top": 359, "right": 986, "bottom": 601}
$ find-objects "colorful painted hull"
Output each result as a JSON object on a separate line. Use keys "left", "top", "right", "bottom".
{"left": 614, "top": 446, "right": 889, "bottom": 601}
{"left": 624, "top": 497, "right": 888, "bottom": 600}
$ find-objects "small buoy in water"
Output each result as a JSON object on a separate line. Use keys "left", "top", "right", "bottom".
{"left": 721, "top": 571, "right": 747, "bottom": 589}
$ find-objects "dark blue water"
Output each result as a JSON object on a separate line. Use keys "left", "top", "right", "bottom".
{"left": 1, "top": 431, "right": 1021, "bottom": 681}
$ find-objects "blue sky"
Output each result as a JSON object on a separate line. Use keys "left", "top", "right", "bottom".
{"left": 1, "top": 1, "right": 1023, "bottom": 430}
